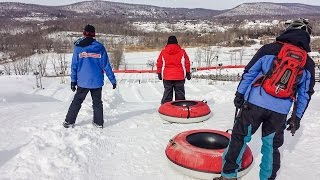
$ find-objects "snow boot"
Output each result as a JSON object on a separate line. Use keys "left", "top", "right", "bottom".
{"left": 92, "top": 122, "right": 103, "bottom": 129}
{"left": 213, "top": 177, "right": 237, "bottom": 180}
{"left": 63, "top": 121, "right": 75, "bottom": 128}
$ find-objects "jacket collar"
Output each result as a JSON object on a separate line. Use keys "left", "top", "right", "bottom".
{"left": 74, "top": 37, "right": 95, "bottom": 47}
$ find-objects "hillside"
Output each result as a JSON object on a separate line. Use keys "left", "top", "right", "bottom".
{"left": 217, "top": 2, "right": 320, "bottom": 18}
{"left": 1, "top": 1, "right": 320, "bottom": 21}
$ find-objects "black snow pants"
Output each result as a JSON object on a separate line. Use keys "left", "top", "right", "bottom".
{"left": 221, "top": 102, "right": 287, "bottom": 180}
{"left": 65, "top": 87, "right": 103, "bottom": 126}
{"left": 161, "top": 80, "right": 185, "bottom": 104}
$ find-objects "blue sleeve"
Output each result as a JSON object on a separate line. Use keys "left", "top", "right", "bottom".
{"left": 71, "top": 48, "right": 78, "bottom": 83}
{"left": 236, "top": 44, "right": 281, "bottom": 94}
{"left": 296, "top": 61, "right": 315, "bottom": 119}
{"left": 237, "top": 58, "right": 262, "bottom": 94}
{"left": 101, "top": 48, "right": 116, "bottom": 85}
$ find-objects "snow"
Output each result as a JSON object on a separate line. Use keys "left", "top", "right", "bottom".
{"left": 132, "top": 21, "right": 231, "bottom": 33}
{"left": 0, "top": 42, "right": 319, "bottom": 179}
{"left": 0, "top": 70, "right": 319, "bottom": 180}
{"left": 45, "top": 32, "right": 143, "bottom": 54}
{"left": 309, "top": 51, "right": 320, "bottom": 57}
{"left": 121, "top": 44, "right": 260, "bottom": 70}
{"left": 14, "top": 16, "right": 58, "bottom": 22}
{"left": 240, "top": 19, "right": 287, "bottom": 30}
{"left": 47, "top": 31, "right": 141, "bottom": 46}
{"left": 0, "top": 26, "right": 34, "bottom": 35}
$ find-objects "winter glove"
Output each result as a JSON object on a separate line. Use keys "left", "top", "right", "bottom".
{"left": 158, "top": 73, "right": 162, "bottom": 80}
{"left": 71, "top": 82, "right": 77, "bottom": 92}
{"left": 286, "top": 116, "right": 301, "bottom": 134}
{"left": 233, "top": 92, "right": 244, "bottom": 108}
{"left": 186, "top": 72, "right": 191, "bottom": 80}
{"left": 112, "top": 83, "right": 117, "bottom": 89}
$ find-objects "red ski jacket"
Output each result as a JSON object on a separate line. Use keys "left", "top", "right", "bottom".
{"left": 156, "top": 44, "right": 191, "bottom": 80}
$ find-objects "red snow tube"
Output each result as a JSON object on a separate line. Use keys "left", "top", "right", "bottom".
{"left": 165, "top": 129, "right": 253, "bottom": 179}
{"left": 158, "top": 100, "right": 212, "bottom": 123}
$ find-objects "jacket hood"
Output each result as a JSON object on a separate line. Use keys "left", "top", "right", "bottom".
{"left": 74, "top": 37, "right": 95, "bottom": 47}
{"left": 276, "top": 29, "right": 311, "bottom": 52}
{"left": 74, "top": 37, "right": 104, "bottom": 52}
{"left": 164, "top": 44, "right": 182, "bottom": 55}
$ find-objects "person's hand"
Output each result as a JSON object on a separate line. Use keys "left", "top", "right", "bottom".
{"left": 71, "top": 82, "right": 77, "bottom": 92}
{"left": 186, "top": 72, "right": 191, "bottom": 80}
{"left": 233, "top": 92, "right": 244, "bottom": 108}
{"left": 112, "top": 83, "right": 117, "bottom": 89}
{"left": 286, "top": 116, "right": 301, "bottom": 133}
{"left": 158, "top": 73, "right": 162, "bottom": 80}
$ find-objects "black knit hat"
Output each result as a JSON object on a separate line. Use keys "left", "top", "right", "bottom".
{"left": 83, "top": 24, "right": 95, "bottom": 37}
{"left": 167, "top": 36, "right": 178, "bottom": 44}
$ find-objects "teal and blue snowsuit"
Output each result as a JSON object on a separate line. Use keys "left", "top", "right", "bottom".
{"left": 221, "top": 29, "right": 315, "bottom": 180}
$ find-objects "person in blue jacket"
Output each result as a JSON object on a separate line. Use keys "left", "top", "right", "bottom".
{"left": 63, "top": 24, "right": 117, "bottom": 129}
{"left": 214, "top": 19, "right": 315, "bottom": 180}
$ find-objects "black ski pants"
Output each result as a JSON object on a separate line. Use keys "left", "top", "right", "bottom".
{"left": 161, "top": 80, "right": 185, "bottom": 104}
{"left": 222, "top": 102, "right": 287, "bottom": 180}
{"left": 65, "top": 87, "right": 103, "bottom": 126}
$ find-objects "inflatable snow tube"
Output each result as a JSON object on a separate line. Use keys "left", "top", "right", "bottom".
{"left": 165, "top": 129, "right": 253, "bottom": 179}
{"left": 158, "top": 100, "right": 212, "bottom": 123}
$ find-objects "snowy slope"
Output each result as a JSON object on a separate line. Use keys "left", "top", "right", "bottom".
{"left": 0, "top": 73, "right": 319, "bottom": 180}
{"left": 121, "top": 44, "right": 260, "bottom": 70}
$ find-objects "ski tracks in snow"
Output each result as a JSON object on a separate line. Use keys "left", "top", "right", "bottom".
{"left": 0, "top": 76, "right": 234, "bottom": 180}
{"left": 2, "top": 75, "right": 319, "bottom": 180}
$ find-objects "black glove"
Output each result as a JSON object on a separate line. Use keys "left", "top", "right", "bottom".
{"left": 158, "top": 73, "right": 162, "bottom": 80}
{"left": 112, "top": 83, "right": 117, "bottom": 89}
{"left": 234, "top": 92, "right": 244, "bottom": 108}
{"left": 286, "top": 116, "right": 301, "bottom": 132}
{"left": 186, "top": 72, "right": 191, "bottom": 80}
{"left": 71, "top": 82, "right": 77, "bottom": 92}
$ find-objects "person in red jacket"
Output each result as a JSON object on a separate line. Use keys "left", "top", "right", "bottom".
{"left": 156, "top": 36, "right": 191, "bottom": 104}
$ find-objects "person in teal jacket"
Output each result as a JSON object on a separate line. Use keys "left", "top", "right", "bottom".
{"left": 63, "top": 24, "right": 116, "bottom": 129}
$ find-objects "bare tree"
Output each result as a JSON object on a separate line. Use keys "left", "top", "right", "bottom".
{"left": 239, "top": 47, "right": 245, "bottom": 65}
{"left": 201, "top": 46, "right": 219, "bottom": 67}
{"left": 195, "top": 48, "right": 202, "bottom": 67}
{"left": 51, "top": 56, "right": 59, "bottom": 76}
{"left": 44, "top": 37, "right": 54, "bottom": 52}
{"left": 110, "top": 44, "right": 124, "bottom": 70}
{"left": 146, "top": 60, "right": 155, "bottom": 71}
{"left": 24, "top": 58, "right": 31, "bottom": 74}
{"left": 2, "top": 63, "right": 12, "bottom": 75}
{"left": 50, "top": 53, "right": 68, "bottom": 83}
{"left": 37, "top": 55, "right": 48, "bottom": 77}
{"left": 12, "top": 58, "right": 31, "bottom": 75}
{"left": 58, "top": 53, "right": 68, "bottom": 83}
{"left": 12, "top": 61, "right": 20, "bottom": 75}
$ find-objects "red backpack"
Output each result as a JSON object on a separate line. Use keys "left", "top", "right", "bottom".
{"left": 255, "top": 42, "right": 307, "bottom": 99}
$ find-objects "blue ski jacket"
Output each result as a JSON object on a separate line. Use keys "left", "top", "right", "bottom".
{"left": 237, "top": 29, "right": 315, "bottom": 119}
{"left": 71, "top": 37, "right": 116, "bottom": 89}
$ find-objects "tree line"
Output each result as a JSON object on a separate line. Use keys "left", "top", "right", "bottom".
{"left": 1, "top": 16, "right": 320, "bottom": 75}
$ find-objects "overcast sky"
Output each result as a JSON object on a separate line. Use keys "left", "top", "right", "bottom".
{"left": 0, "top": 0, "right": 319, "bottom": 10}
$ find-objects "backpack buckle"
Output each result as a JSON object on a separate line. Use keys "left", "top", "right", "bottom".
{"left": 275, "top": 84, "right": 284, "bottom": 94}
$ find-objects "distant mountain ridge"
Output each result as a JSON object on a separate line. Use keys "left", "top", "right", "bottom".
{"left": 217, "top": 2, "right": 320, "bottom": 17}
{"left": 1, "top": 1, "right": 320, "bottom": 20}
